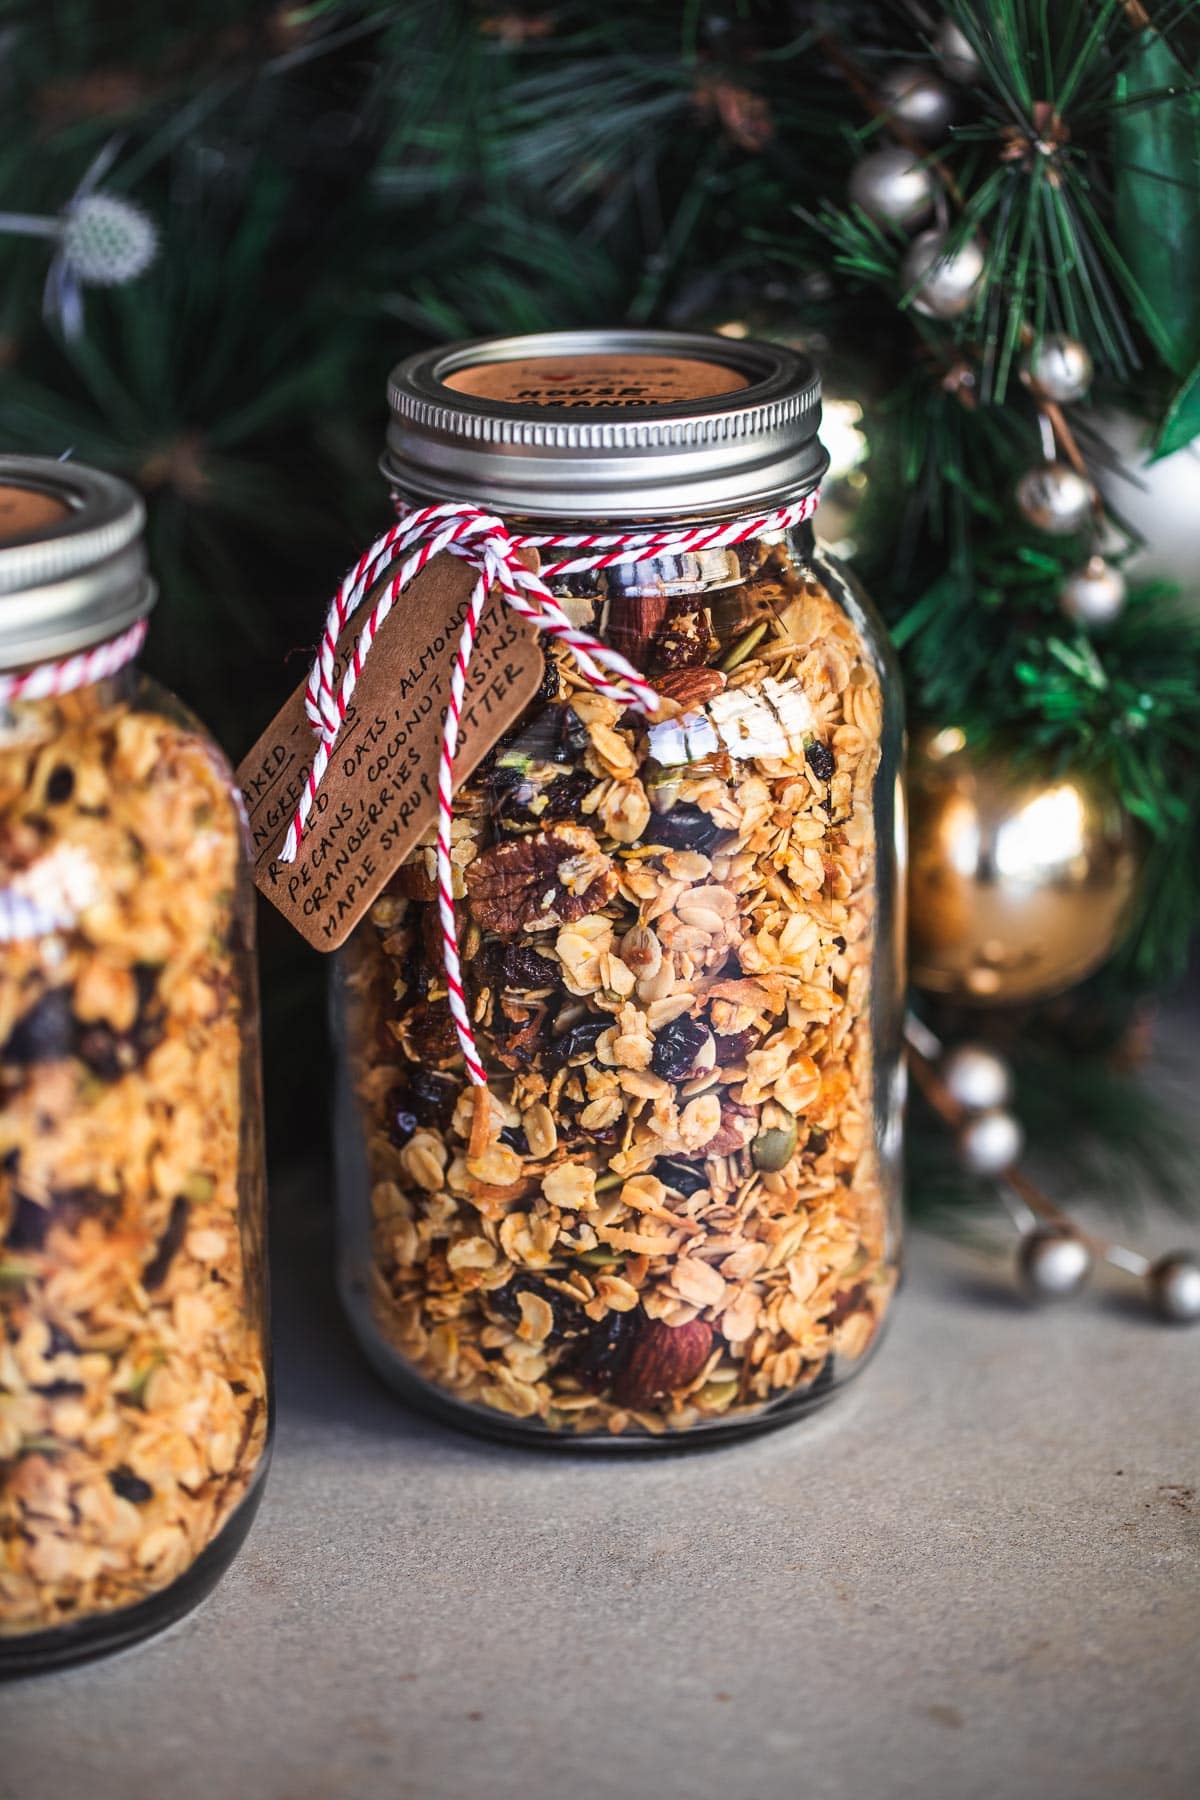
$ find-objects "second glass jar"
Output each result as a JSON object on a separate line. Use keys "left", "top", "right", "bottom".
{"left": 335, "top": 330, "right": 904, "bottom": 1444}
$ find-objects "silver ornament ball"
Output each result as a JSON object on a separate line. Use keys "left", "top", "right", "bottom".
{"left": 1015, "top": 462, "right": 1095, "bottom": 536}
{"left": 933, "top": 19, "right": 982, "bottom": 84}
{"left": 1147, "top": 1253, "right": 1200, "bottom": 1324}
{"left": 1023, "top": 333, "right": 1094, "bottom": 405}
{"left": 941, "top": 1042, "right": 1013, "bottom": 1112}
{"left": 878, "top": 64, "right": 956, "bottom": 140}
{"left": 1059, "top": 556, "right": 1127, "bottom": 629}
{"left": 901, "top": 229, "right": 985, "bottom": 319}
{"left": 957, "top": 1107, "right": 1024, "bottom": 1175}
{"left": 848, "top": 147, "right": 935, "bottom": 230}
{"left": 1017, "top": 1226, "right": 1093, "bottom": 1300}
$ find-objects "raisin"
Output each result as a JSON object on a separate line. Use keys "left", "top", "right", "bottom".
{"left": 33, "top": 1379, "right": 85, "bottom": 1399}
{"left": 499, "top": 1124, "right": 529, "bottom": 1155}
{"left": 547, "top": 1016, "right": 609, "bottom": 1069}
{"left": 409, "top": 1069, "right": 459, "bottom": 1129}
{"left": 559, "top": 708, "right": 590, "bottom": 757}
{"left": 45, "top": 765, "right": 75, "bottom": 805}
{"left": 492, "top": 999, "right": 550, "bottom": 1069}
{"left": 654, "top": 1157, "right": 710, "bottom": 1198}
{"left": 5, "top": 1193, "right": 50, "bottom": 1251}
{"left": 537, "top": 655, "right": 560, "bottom": 703}
{"left": 650, "top": 804, "right": 719, "bottom": 852}
{"left": 388, "top": 1103, "right": 420, "bottom": 1148}
{"left": 77, "top": 1024, "right": 133, "bottom": 1081}
{"left": 539, "top": 768, "right": 596, "bottom": 823}
{"left": 651, "top": 1015, "right": 709, "bottom": 1082}
{"left": 488, "top": 1274, "right": 586, "bottom": 1347}
{"left": 567, "top": 1308, "right": 639, "bottom": 1392}
{"left": 825, "top": 1282, "right": 868, "bottom": 1328}
{"left": 108, "top": 1467, "right": 154, "bottom": 1504}
{"left": 142, "top": 1195, "right": 189, "bottom": 1290}
{"left": 713, "top": 1027, "right": 760, "bottom": 1065}
{"left": 806, "top": 741, "right": 835, "bottom": 782}
{"left": 2, "top": 989, "right": 76, "bottom": 1066}
{"left": 501, "top": 945, "right": 559, "bottom": 990}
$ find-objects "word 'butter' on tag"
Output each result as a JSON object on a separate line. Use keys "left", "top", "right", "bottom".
{"left": 236, "top": 553, "right": 544, "bottom": 951}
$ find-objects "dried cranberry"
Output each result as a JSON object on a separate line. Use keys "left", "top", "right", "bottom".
{"left": 651, "top": 1015, "right": 709, "bottom": 1083}
{"left": 806, "top": 741, "right": 835, "bottom": 782}
{"left": 651, "top": 804, "right": 719, "bottom": 852}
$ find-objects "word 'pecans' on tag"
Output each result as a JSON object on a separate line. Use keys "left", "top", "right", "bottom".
{"left": 237, "top": 552, "right": 544, "bottom": 951}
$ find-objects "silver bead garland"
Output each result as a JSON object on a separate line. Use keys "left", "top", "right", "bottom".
{"left": 1015, "top": 462, "right": 1095, "bottom": 535}
{"left": 848, "top": 147, "right": 935, "bottom": 229}
{"left": 901, "top": 229, "right": 985, "bottom": 318}
{"left": 1058, "top": 555, "right": 1127, "bottom": 628}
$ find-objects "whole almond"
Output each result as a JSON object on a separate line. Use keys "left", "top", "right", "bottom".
{"left": 612, "top": 1317, "right": 714, "bottom": 1408}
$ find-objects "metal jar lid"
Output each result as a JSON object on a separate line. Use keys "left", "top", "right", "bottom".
{"left": 0, "top": 456, "right": 154, "bottom": 670}
{"left": 384, "top": 329, "right": 827, "bottom": 521}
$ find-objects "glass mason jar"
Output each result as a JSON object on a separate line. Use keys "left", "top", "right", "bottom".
{"left": 335, "top": 331, "right": 904, "bottom": 1445}
{"left": 0, "top": 459, "right": 269, "bottom": 1672}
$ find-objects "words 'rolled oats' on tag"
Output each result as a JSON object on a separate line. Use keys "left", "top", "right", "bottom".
{"left": 237, "top": 553, "right": 544, "bottom": 951}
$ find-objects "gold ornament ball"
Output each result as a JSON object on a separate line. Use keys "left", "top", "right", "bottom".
{"left": 908, "top": 729, "right": 1141, "bottom": 1004}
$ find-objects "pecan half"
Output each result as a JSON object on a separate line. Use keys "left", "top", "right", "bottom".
{"left": 465, "top": 826, "right": 617, "bottom": 938}
{"left": 654, "top": 667, "right": 727, "bottom": 710}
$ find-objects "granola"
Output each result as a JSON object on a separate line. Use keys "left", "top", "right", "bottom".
{"left": 0, "top": 676, "right": 268, "bottom": 1638}
{"left": 341, "top": 533, "right": 898, "bottom": 1437}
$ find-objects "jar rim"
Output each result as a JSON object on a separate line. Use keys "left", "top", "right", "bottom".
{"left": 0, "top": 457, "right": 154, "bottom": 670}
{"left": 384, "top": 328, "right": 828, "bottom": 521}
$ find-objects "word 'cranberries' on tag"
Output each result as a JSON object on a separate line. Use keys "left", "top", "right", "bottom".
{"left": 237, "top": 553, "right": 544, "bottom": 951}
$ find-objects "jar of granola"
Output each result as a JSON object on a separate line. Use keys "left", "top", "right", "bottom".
{"left": 334, "top": 330, "right": 904, "bottom": 1444}
{"left": 0, "top": 459, "right": 269, "bottom": 1670}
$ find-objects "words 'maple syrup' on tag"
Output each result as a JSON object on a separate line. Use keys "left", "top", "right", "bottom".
{"left": 237, "top": 552, "right": 544, "bottom": 951}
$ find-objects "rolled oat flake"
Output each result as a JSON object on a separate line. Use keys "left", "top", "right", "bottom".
{"left": 310, "top": 328, "right": 905, "bottom": 1445}
{"left": 0, "top": 457, "right": 270, "bottom": 1671}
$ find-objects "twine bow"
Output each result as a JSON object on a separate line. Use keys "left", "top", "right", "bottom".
{"left": 281, "top": 492, "right": 820, "bottom": 1084}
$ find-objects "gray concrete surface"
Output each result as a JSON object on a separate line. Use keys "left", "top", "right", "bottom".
{"left": 3, "top": 1168, "right": 1198, "bottom": 1800}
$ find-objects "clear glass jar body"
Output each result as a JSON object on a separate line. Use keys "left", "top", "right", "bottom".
{"left": 0, "top": 668, "right": 270, "bottom": 1671}
{"left": 335, "top": 517, "right": 904, "bottom": 1444}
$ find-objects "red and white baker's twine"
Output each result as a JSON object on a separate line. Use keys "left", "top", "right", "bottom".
{"left": 0, "top": 618, "right": 147, "bottom": 708}
{"left": 280, "top": 493, "right": 821, "bottom": 1085}
{"left": 0, "top": 620, "right": 148, "bottom": 941}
